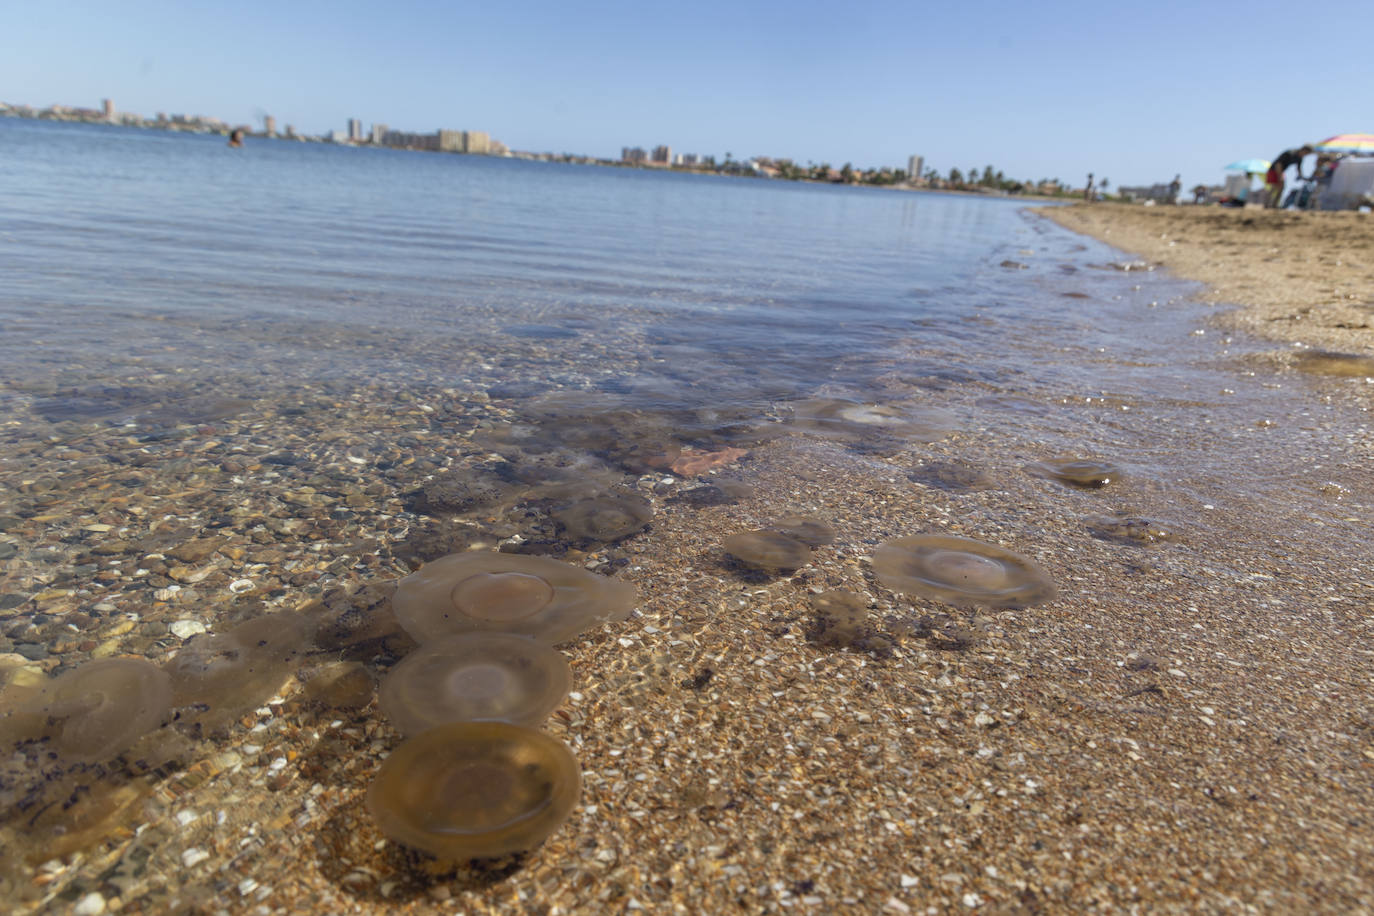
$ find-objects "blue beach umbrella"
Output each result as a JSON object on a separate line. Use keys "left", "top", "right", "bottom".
{"left": 1225, "top": 158, "right": 1271, "bottom": 174}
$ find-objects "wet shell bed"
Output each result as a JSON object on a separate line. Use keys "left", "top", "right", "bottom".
{"left": 2, "top": 215, "right": 1374, "bottom": 914}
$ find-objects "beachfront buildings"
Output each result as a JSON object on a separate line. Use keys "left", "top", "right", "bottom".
{"left": 908, "top": 155, "right": 924, "bottom": 182}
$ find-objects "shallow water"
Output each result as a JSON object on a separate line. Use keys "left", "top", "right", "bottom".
{"left": 3, "top": 118, "right": 1374, "bottom": 910}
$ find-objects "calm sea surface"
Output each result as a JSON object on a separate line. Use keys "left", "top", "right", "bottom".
{"left": 4, "top": 117, "right": 1182, "bottom": 409}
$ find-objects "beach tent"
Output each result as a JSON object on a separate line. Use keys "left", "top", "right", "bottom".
{"left": 1319, "top": 157, "right": 1374, "bottom": 210}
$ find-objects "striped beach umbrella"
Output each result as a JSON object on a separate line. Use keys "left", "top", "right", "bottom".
{"left": 1313, "top": 133, "right": 1374, "bottom": 154}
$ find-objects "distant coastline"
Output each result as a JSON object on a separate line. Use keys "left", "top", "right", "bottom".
{"left": 1, "top": 99, "right": 1078, "bottom": 200}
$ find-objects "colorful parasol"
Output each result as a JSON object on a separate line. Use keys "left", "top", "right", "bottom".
{"left": 1313, "top": 133, "right": 1374, "bottom": 154}
{"left": 1225, "top": 158, "right": 1270, "bottom": 174}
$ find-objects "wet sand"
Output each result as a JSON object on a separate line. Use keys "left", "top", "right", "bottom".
{"left": 1046, "top": 203, "right": 1374, "bottom": 355}
{"left": 3, "top": 209, "right": 1374, "bottom": 914}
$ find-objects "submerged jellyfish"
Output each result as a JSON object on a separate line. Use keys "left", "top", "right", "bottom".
{"left": 379, "top": 632, "right": 571, "bottom": 734}
{"left": 790, "top": 397, "right": 957, "bottom": 443}
{"left": 723, "top": 529, "right": 813, "bottom": 571}
{"left": 768, "top": 515, "right": 836, "bottom": 547}
{"left": 1026, "top": 458, "right": 1122, "bottom": 489}
{"left": 0, "top": 658, "right": 171, "bottom": 763}
{"left": 874, "top": 534, "right": 1056, "bottom": 608}
{"left": 1085, "top": 514, "right": 1179, "bottom": 545}
{"left": 393, "top": 551, "right": 637, "bottom": 645}
{"left": 367, "top": 721, "right": 581, "bottom": 861}
{"left": 553, "top": 493, "right": 653, "bottom": 542}
{"left": 166, "top": 613, "right": 311, "bottom": 729}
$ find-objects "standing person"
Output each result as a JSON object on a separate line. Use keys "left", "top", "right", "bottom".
{"left": 1169, "top": 174, "right": 1182, "bottom": 203}
{"left": 1264, "top": 145, "right": 1312, "bottom": 208}
{"left": 1084, "top": 172, "right": 1095, "bottom": 202}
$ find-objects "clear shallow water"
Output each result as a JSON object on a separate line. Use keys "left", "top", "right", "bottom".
{"left": 2, "top": 118, "right": 1139, "bottom": 401}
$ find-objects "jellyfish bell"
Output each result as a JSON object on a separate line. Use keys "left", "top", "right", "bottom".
{"left": 378, "top": 632, "right": 571, "bottom": 735}
{"left": 1026, "top": 458, "right": 1122, "bottom": 489}
{"left": 874, "top": 534, "right": 1056, "bottom": 608}
{"left": 166, "top": 612, "right": 310, "bottom": 729}
{"left": 552, "top": 493, "right": 652, "bottom": 542}
{"left": 393, "top": 551, "right": 637, "bottom": 645}
{"left": 723, "top": 529, "right": 812, "bottom": 571}
{"left": 790, "top": 397, "right": 957, "bottom": 443}
{"left": 0, "top": 658, "right": 171, "bottom": 764}
{"left": 768, "top": 515, "right": 836, "bottom": 547}
{"left": 1085, "top": 514, "right": 1179, "bottom": 545}
{"left": 366, "top": 721, "right": 581, "bottom": 861}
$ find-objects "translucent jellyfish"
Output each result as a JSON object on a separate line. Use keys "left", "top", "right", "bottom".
{"left": 393, "top": 551, "right": 637, "bottom": 645}
{"left": 874, "top": 534, "right": 1056, "bottom": 608}
{"left": 0, "top": 658, "right": 171, "bottom": 763}
{"left": 366, "top": 721, "right": 581, "bottom": 860}
{"left": 553, "top": 493, "right": 653, "bottom": 542}
{"left": 790, "top": 397, "right": 957, "bottom": 443}
{"left": 768, "top": 515, "right": 836, "bottom": 547}
{"left": 1026, "top": 458, "right": 1122, "bottom": 489}
{"left": 379, "top": 633, "right": 571, "bottom": 734}
{"left": 723, "top": 529, "right": 812, "bottom": 571}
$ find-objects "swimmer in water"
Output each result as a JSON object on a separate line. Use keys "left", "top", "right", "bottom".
{"left": 228, "top": 127, "right": 245, "bottom": 148}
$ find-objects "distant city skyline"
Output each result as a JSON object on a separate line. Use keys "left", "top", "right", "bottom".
{"left": 3, "top": 0, "right": 1372, "bottom": 189}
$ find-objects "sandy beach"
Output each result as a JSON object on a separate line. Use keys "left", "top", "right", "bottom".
{"left": 3, "top": 202, "right": 1374, "bottom": 916}
{"left": 1046, "top": 203, "right": 1374, "bottom": 356}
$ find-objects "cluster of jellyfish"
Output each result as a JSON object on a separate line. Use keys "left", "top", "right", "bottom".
{"left": 367, "top": 551, "right": 637, "bottom": 860}
{"left": 0, "top": 393, "right": 1151, "bottom": 868}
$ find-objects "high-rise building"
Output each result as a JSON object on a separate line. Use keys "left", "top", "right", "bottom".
{"left": 463, "top": 130, "right": 490, "bottom": 155}
{"left": 102, "top": 98, "right": 115, "bottom": 121}
{"left": 622, "top": 147, "right": 647, "bottom": 164}
{"left": 371, "top": 123, "right": 388, "bottom": 145}
{"left": 651, "top": 145, "right": 672, "bottom": 164}
{"left": 348, "top": 118, "right": 363, "bottom": 142}
{"left": 437, "top": 130, "right": 464, "bottom": 152}
{"left": 263, "top": 115, "right": 276, "bottom": 138}
{"left": 907, "top": 155, "right": 924, "bottom": 181}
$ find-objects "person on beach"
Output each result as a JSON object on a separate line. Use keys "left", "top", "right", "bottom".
{"left": 1265, "top": 145, "right": 1312, "bottom": 208}
{"left": 1169, "top": 174, "right": 1181, "bottom": 203}
{"left": 1084, "top": 173, "right": 1095, "bottom": 202}
{"left": 1192, "top": 184, "right": 1209, "bottom": 205}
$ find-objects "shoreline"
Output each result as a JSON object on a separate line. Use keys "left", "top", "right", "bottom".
{"left": 1041, "top": 203, "right": 1374, "bottom": 358}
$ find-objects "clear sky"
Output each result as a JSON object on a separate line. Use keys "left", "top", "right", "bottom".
{"left": 4, "top": 0, "right": 1371, "bottom": 189}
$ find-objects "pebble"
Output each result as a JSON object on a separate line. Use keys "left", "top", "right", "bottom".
{"left": 181, "top": 848, "right": 211, "bottom": 868}
{"left": 73, "top": 892, "right": 106, "bottom": 916}
{"left": 169, "top": 620, "right": 207, "bottom": 639}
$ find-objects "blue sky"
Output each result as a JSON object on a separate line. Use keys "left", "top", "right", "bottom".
{"left": 4, "top": 0, "right": 1371, "bottom": 188}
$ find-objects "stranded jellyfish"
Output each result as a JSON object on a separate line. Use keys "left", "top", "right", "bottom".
{"left": 0, "top": 658, "right": 171, "bottom": 763}
{"left": 367, "top": 721, "right": 581, "bottom": 861}
{"left": 790, "top": 397, "right": 957, "bottom": 443}
{"left": 393, "top": 551, "right": 637, "bottom": 645}
{"left": 723, "top": 529, "right": 813, "bottom": 571}
{"left": 874, "top": 534, "right": 1056, "bottom": 608}
{"left": 379, "top": 633, "right": 571, "bottom": 735}
{"left": 553, "top": 493, "right": 653, "bottom": 542}
{"left": 1026, "top": 458, "right": 1122, "bottom": 489}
